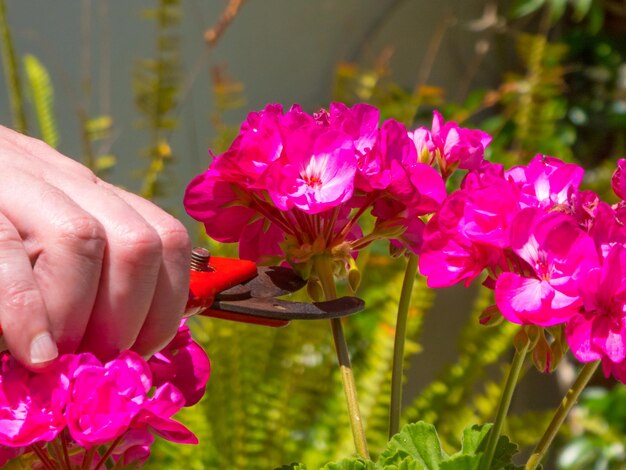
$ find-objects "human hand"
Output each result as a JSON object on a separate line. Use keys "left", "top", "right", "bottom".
{"left": 0, "top": 125, "right": 191, "bottom": 368}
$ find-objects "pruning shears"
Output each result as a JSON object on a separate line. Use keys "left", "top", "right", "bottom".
{"left": 185, "top": 248, "right": 365, "bottom": 327}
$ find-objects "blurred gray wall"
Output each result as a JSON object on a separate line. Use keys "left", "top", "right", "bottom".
{"left": 0, "top": 0, "right": 495, "bottom": 195}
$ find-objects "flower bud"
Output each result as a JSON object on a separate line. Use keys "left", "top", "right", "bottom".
{"left": 532, "top": 335, "right": 551, "bottom": 373}
{"left": 525, "top": 325, "right": 542, "bottom": 350}
{"left": 307, "top": 278, "right": 324, "bottom": 302}
{"left": 479, "top": 305, "right": 504, "bottom": 327}
{"left": 347, "top": 258, "right": 361, "bottom": 293}
{"left": 373, "top": 219, "right": 408, "bottom": 240}
{"left": 513, "top": 328, "right": 531, "bottom": 353}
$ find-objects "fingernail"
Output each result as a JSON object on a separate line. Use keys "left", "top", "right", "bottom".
{"left": 30, "top": 332, "right": 58, "bottom": 364}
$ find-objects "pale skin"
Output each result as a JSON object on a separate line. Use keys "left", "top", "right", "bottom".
{"left": 0, "top": 125, "right": 191, "bottom": 369}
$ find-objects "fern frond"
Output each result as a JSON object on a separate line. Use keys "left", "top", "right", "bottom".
{"left": 505, "top": 33, "right": 570, "bottom": 162}
{"left": 402, "top": 287, "right": 518, "bottom": 449}
{"left": 134, "top": 0, "right": 181, "bottom": 201}
{"left": 23, "top": 54, "right": 58, "bottom": 148}
{"left": 357, "top": 261, "right": 433, "bottom": 458}
{"left": 0, "top": 0, "right": 27, "bottom": 133}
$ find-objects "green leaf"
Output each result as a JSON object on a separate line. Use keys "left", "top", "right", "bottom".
{"left": 586, "top": 2, "right": 603, "bottom": 34}
{"left": 378, "top": 422, "right": 447, "bottom": 469}
{"left": 322, "top": 458, "right": 378, "bottom": 470}
{"left": 572, "top": 0, "right": 593, "bottom": 22}
{"left": 454, "top": 424, "right": 519, "bottom": 469}
{"left": 486, "top": 434, "right": 519, "bottom": 469}
{"left": 509, "top": 0, "right": 545, "bottom": 19}
{"left": 458, "top": 424, "right": 492, "bottom": 455}
{"left": 275, "top": 464, "right": 308, "bottom": 470}
{"left": 547, "top": 0, "right": 567, "bottom": 23}
{"left": 440, "top": 454, "right": 481, "bottom": 470}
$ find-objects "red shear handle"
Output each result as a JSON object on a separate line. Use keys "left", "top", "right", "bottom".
{"left": 185, "top": 257, "right": 288, "bottom": 327}
{"left": 186, "top": 257, "right": 258, "bottom": 313}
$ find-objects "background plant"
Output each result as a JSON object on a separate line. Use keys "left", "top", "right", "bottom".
{"left": 1, "top": 1, "right": 625, "bottom": 469}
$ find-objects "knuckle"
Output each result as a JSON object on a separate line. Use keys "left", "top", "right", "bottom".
{"left": 55, "top": 214, "right": 106, "bottom": 256}
{"left": 3, "top": 280, "right": 42, "bottom": 311}
{"left": 114, "top": 224, "right": 163, "bottom": 265}
{"left": 68, "top": 164, "right": 98, "bottom": 182}
{"left": 156, "top": 217, "right": 191, "bottom": 253}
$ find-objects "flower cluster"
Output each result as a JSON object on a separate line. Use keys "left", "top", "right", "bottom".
{"left": 0, "top": 324, "right": 210, "bottom": 469}
{"left": 420, "top": 155, "right": 626, "bottom": 378}
{"left": 185, "top": 104, "right": 490, "bottom": 277}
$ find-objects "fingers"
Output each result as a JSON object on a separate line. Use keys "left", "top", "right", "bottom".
{"left": 105, "top": 184, "right": 191, "bottom": 357}
{"left": 0, "top": 211, "right": 57, "bottom": 368}
{"left": 0, "top": 172, "right": 106, "bottom": 355}
{"left": 50, "top": 180, "right": 164, "bottom": 360}
{"left": 0, "top": 127, "right": 191, "bottom": 363}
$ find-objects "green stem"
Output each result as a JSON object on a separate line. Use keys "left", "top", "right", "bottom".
{"left": 30, "top": 445, "right": 56, "bottom": 470}
{"left": 480, "top": 336, "right": 530, "bottom": 470}
{"left": 60, "top": 430, "right": 72, "bottom": 470}
{"left": 0, "top": 0, "right": 27, "bottom": 133}
{"left": 81, "top": 447, "right": 97, "bottom": 470}
{"left": 525, "top": 360, "right": 600, "bottom": 470}
{"left": 314, "top": 254, "right": 370, "bottom": 459}
{"left": 48, "top": 438, "right": 65, "bottom": 469}
{"left": 94, "top": 434, "right": 124, "bottom": 470}
{"left": 389, "top": 253, "right": 419, "bottom": 438}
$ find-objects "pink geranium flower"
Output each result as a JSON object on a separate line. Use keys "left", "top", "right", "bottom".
{"left": 185, "top": 102, "right": 447, "bottom": 266}
{"left": 611, "top": 158, "right": 626, "bottom": 200}
{"left": 65, "top": 351, "right": 151, "bottom": 447}
{"left": 328, "top": 102, "right": 379, "bottom": 158}
{"left": 506, "top": 154, "right": 584, "bottom": 209}
{"left": 0, "top": 355, "right": 71, "bottom": 447}
{"left": 267, "top": 127, "right": 357, "bottom": 214}
{"left": 458, "top": 162, "right": 521, "bottom": 248}
{"left": 184, "top": 170, "right": 257, "bottom": 244}
{"left": 419, "top": 190, "right": 506, "bottom": 288}
{"left": 0, "top": 323, "right": 208, "bottom": 468}
{"left": 430, "top": 110, "right": 491, "bottom": 174}
{"left": 112, "top": 429, "right": 155, "bottom": 467}
{"left": 566, "top": 244, "right": 626, "bottom": 363}
{"left": 148, "top": 323, "right": 211, "bottom": 407}
{"left": 495, "top": 209, "right": 598, "bottom": 327}
{"left": 133, "top": 383, "right": 197, "bottom": 444}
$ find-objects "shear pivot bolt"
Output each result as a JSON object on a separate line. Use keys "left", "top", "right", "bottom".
{"left": 190, "top": 247, "right": 212, "bottom": 272}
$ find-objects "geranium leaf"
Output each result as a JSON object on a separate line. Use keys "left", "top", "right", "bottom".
{"left": 322, "top": 458, "right": 378, "bottom": 470}
{"left": 440, "top": 454, "right": 481, "bottom": 470}
{"left": 454, "top": 424, "right": 520, "bottom": 469}
{"left": 378, "top": 422, "right": 447, "bottom": 469}
{"left": 459, "top": 424, "right": 492, "bottom": 454}
{"left": 275, "top": 464, "right": 308, "bottom": 470}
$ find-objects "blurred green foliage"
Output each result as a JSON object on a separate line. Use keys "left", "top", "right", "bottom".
{"left": 2, "top": 1, "right": 626, "bottom": 469}
{"left": 557, "top": 385, "right": 626, "bottom": 469}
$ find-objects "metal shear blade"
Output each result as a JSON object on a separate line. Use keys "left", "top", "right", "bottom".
{"left": 213, "top": 265, "right": 365, "bottom": 321}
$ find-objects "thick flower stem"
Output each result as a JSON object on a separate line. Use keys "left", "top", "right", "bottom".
{"left": 525, "top": 360, "right": 600, "bottom": 470}
{"left": 389, "top": 253, "right": 419, "bottom": 438}
{"left": 314, "top": 254, "right": 370, "bottom": 459}
{"left": 480, "top": 337, "right": 530, "bottom": 470}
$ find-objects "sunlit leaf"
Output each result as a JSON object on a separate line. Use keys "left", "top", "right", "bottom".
{"left": 509, "top": 0, "right": 546, "bottom": 18}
